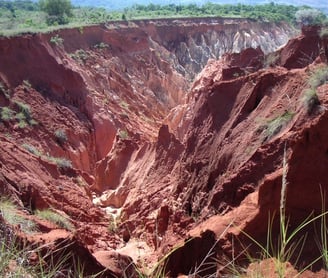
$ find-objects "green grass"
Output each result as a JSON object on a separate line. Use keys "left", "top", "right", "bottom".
{"left": 35, "top": 209, "right": 74, "bottom": 231}
{"left": 308, "top": 66, "right": 328, "bottom": 89}
{"left": 0, "top": 235, "right": 32, "bottom": 277}
{"left": 230, "top": 147, "right": 328, "bottom": 277}
{"left": 0, "top": 233, "right": 91, "bottom": 277}
{"left": 46, "top": 156, "right": 72, "bottom": 169}
{"left": 22, "top": 143, "right": 42, "bottom": 156}
{"left": 21, "top": 143, "right": 72, "bottom": 169}
{"left": 302, "top": 65, "right": 328, "bottom": 114}
{"left": 262, "top": 111, "right": 294, "bottom": 140}
{"left": 0, "top": 198, "right": 37, "bottom": 234}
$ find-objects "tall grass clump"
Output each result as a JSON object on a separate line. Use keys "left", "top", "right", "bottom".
{"left": 262, "top": 111, "right": 294, "bottom": 141}
{"left": 236, "top": 145, "right": 328, "bottom": 277}
{"left": 35, "top": 209, "right": 74, "bottom": 231}
{"left": 0, "top": 198, "right": 37, "bottom": 234}
{"left": 303, "top": 66, "right": 328, "bottom": 114}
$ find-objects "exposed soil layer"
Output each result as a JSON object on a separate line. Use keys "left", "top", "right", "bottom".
{"left": 1, "top": 18, "right": 328, "bottom": 277}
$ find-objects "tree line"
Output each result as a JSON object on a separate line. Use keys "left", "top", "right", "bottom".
{"left": 0, "top": 0, "right": 326, "bottom": 36}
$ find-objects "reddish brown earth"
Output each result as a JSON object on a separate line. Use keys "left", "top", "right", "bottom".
{"left": 1, "top": 18, "right": 328, "bottom": 277}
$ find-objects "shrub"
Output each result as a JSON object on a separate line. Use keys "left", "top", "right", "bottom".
{"left": 119, "top": 129, "right": 129, "bottom": 139}
{"left": 35, "top": 209, "right": 73, "bottom": 231}
{"left": 50, "top": 34, "right": 64, "bottom": 46}
{"left": 0, "top": 107, "right": 14, "bottom": 121}
{"left": 69, "top": 49, "right": 89, "bottom": 64}
{"left": 54, "top": 129, "right": 67, "bottom": 145}
{"left": 94, "top": 42, "right": 109, "bottom": 49}
{"left": 303, "top": 88, "right": 320, "bottom": 114}
{"left": 14, "top": 101, "right": 31, "bottom": 119}
{"left": 295, "top": 9, "right": 325, "bottom": 26}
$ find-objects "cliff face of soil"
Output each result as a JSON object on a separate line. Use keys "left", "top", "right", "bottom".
{"left": 2, "top": 17, "right": 324, "bottom": 276}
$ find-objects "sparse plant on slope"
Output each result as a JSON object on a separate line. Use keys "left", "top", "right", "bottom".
{"left": 22, "top": 143, "right": 42, "bottom": 156}
{"left": 35, "top": 209, "right": 74, "bottom": 231}
{"left": 69, "top": 49, "right": 89, "bottom": 64}
{"left": 0, "top": 198, "right": 37, "bottom": 234}
{"left": 54, "top": 128, "right": 67, "bottom": 145}
{"left": 22, "top": 79, "right": 32, "bottom": 89}
{"left": 234, "top": 146, "right": 328, "bottom": 278}
{"left": 119, "top": 129, "right": 129, "bottom": 140}
{"left": 0, "top": 107, "right": 14, "bottom": 121}
{"left": 0, "top": 234, "right": 33, "bottom": 277}
{"left": 46, "top": 155, "right": 72, "bottom": 169}
{"left": 320, "top": 27, "right": 328, "bottom": 39}
{"left": 262, "top": 111, "right": 294, "bottom": 141}
{"left": 303, "top": 65, "right": 328, "bottom": 114}
{"left": 50, "top": 34, "right": 64, "bottom": 46}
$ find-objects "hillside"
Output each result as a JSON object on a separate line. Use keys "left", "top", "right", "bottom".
{"left": 1, "top": 17, "right": 328, "bottom": 277}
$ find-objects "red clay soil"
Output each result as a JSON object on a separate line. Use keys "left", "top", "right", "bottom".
{"left": 0, "top": 19, "right": 327, "bottom": 277}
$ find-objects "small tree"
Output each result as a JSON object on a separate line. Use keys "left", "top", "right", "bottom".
{"left": 39, "top": 0, "right": 72, "bottom": 25}
{"left": 295, "top": 9, "right": 325, "bottom": 26}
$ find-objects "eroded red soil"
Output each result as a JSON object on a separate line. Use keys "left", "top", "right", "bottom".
{"left": 1, "top": 19, "right": 327, "bottom": 277}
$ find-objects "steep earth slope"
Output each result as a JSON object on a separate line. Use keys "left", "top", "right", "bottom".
{"left": 0, "top": 18, "right": 314, "bottom": 276}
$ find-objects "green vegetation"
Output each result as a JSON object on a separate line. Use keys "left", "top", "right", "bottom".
{"left": 14, "top": 100, "right": 37, "bottom": 127}
{"left": 231, "top": 149, "right": 328, "bottom": 277}
{"left": 303, "top": 65, "right": 328, "bottom": 114}
{"left": 50, "top": 34, "right": 64, "bottom": 46}
{"left": 0, "top": 1, "right": 325, "bottom": 37}
{"left": 22, "top": 79, "right": 32, "bottom": 89}
{"left": 0, "top": 232, "right": 89, "bottom": 277}
{"left": 54, "top": 128, "right": 67, "bottom": 145}
{"left": 46, "top": 155, "right": 72, "bottom": 169}
{"left": 0, "top": 107, "right": 14, "bottom": 121}
{"left": 39, "top": 0, "right": 72, "bottom": 25}
{"left": 124, "top": 2, "right": 301, "bottom": 23}
{"left": 21, "top": 143, "right": 72, "bottom": 169}
{"left": 262, "top": 111, "right": 294, "bottom": 140}
{"left": 320, "top": 27, "right": 328, "bottom": 39}
{"left": 22, "top": 143, "right": 42, "bottom": 156}
{"left": 119, "top": 129, "right": 129, "bottom": 139}
{"left": 69, "top": 49, "right": 89, "bottom": 64}
{"left": 94, "top": 42, "right": 109, "bottom": 49}
{"left": 1, "top": 101, "right": 37, "bottom": 127}
{"left": 295, "top": 8, "right": 326, "bottom": 26}
{"left": 0, "top": 198, "right": 37, "bottom": 233}
{"left": 35, "top": 209, "right": 73, "bottom": 230}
